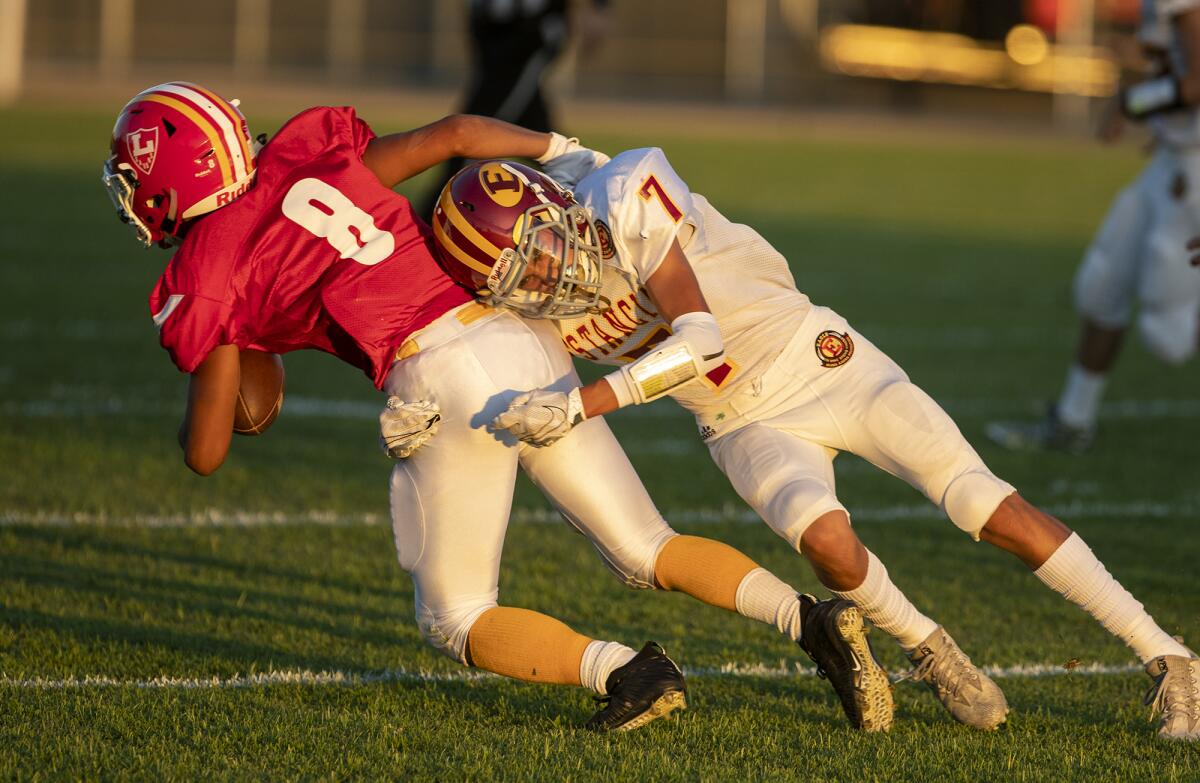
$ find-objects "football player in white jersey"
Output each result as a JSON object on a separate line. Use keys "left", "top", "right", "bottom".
{"left": 988, "top": 0, "right": 1200, "bottom": 453}
{"left": 431, "top": 146, "right": 1200, "bottom": 740}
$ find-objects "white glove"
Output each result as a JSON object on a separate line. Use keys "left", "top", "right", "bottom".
{"left": 536, "top": 132, "right": 611, "bottom": 192}
{"left": 489, "top": 387, "right": 585, "bottom": 447}
{"left": 379, "top": 397, "right": 441, "bottom": 459}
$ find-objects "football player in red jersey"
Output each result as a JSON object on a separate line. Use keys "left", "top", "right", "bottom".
{"left": 103, "top": 82, "right": 895, "bottom": 731}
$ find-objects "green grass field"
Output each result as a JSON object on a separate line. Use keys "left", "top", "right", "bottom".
{"left": 2, "top": 97, "right": 1199, "bottom": 781}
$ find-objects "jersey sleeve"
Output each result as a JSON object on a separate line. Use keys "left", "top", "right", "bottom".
{"left": 269, "top": 106, "right": 378, "bottom": 164}
{"left": 150, "top": 279, "right": 235, "bottom": 374}
{"left": 607, "top": 148, "right": 695, "bottom": 281}
{"left": 332, "top": 105, "right": 377, "bottom": 159}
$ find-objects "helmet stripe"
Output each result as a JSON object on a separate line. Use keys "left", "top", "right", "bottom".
{"left": 139, "top": 93, "right": 233, "bottom": 187}
{"left": 179, "top": 82, "right": 254, "bottom": 175}
{"left": 154, "top": 82, "right": 249, "bottom": 178}
{"left": 438, "top": 188, "right": 504, "bottom": 260}
{"left": 432, "top": 211, "right": 493, "bottom": 276}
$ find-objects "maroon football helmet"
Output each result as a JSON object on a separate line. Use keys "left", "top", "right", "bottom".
{"left": 431, "top": 160, "right": 605, "bottom": 319}
{"left": 102, "top": 81, "right": 257, "bottom": 247}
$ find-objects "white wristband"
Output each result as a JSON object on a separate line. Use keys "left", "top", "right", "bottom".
{"left": 604, "top": 341, "right": 696, "bottom": 406}
{"left": 604, "top": 369, "right": 637, "bottom": 408}
{"left": 1123, "top": 75, "right": 1182, "bottom": 118}
{"left": 601, "top": 311, "right": 724, "bottom": 408}
{"left": 670, "top": 311, "right": 724, "bottom": 373}
{"left": 536, "top": 132, "right": 575, "bottom": 164}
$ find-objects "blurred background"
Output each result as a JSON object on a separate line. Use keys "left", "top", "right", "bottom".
{"left": 1, "top": 0, "right": 1140, "bottom": 130}
{"left": 3, "top": 4, "right": 1200, "bottom": 776}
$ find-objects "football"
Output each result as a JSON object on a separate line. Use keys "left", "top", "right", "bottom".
{"left": 233, "top": 349, "right": 285, "bottom": 435}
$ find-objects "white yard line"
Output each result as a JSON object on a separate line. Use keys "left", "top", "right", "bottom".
{"left": 1, "top": 500, "right": 1195, "bottom": 530}
{"left": 0, "top": 661, "right": 1143, "bottom": 690}
{"left": 2, "top": 501, "right": 1190, "bottom": 533}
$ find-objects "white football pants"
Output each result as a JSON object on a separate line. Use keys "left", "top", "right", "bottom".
{"left": 1074, "top": 144, "right": 1200, "bottom": 364}
{"left": 384, "top": 303, "right": 676, "bottom": 664}
{"left": 699, "top": 306, "right": 1015, "bottom": 547}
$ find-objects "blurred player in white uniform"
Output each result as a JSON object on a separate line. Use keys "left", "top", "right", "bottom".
{"left": 432, "top": 146, "right": 1200, "bottom": 740}
{"left": 989, "top": 0, "right": 1200, "bottom": 453}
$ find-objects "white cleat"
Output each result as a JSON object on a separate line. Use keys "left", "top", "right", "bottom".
{"left": 904, "top": 627, "right": 1009, "bottom": 730}
{"left": 1145, "top": 654, "right": 1200, "bottom": 741}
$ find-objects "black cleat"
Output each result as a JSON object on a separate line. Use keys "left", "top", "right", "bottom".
{"left": 585, "top": 642, "right": 688, "bottom": 732}
{"left": 798, "top": 594, "right": 894, "bottom": 731}
{"left": 985, "top": 404, "right": 1095, "bottom": 455}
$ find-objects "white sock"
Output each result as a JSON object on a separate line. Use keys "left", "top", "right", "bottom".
{"left": 579, "top": 640, "right": 637, "bottom": 695}
{"left": 735, "top": 567, "right": 804, "bottom": 642}
{"left": 1056, "top": 364, "right": 1107, "bottom": 429}
{"left": 1034, "top": 533, "right": 1190, "bottom": 663}
{"left": 832, "top": 550, "right": 939, "bottom": 650}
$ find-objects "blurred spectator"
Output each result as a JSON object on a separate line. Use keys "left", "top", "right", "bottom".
{"left": 419, "top": 0, "right": 611, "bottom": 218}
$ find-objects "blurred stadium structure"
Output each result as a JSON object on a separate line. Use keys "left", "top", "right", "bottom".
{"left": 1, "top": 0, "right": 1139, "bottom": 128}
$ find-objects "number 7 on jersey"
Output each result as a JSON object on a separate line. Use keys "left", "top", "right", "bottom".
{"left": 639, "top": 174, "right": 683, "bottom": 223}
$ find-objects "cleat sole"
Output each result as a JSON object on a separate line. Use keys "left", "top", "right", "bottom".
{"left": 614, "top": 689, "right": 687, "bottom": 732}
{"left": 833, "top": 605, "right": 895, "bottom": 732}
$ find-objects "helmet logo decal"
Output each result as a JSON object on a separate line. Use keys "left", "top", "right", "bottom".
{"left": 126, "top": 127, "right": 159, "bottom": 175}
{"left": 478, "top": 162, "right": 524, "bottom": 207}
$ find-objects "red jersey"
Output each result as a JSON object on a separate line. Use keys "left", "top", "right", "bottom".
{"left": 149, "top": 106, "right": 471, "bottom": 388}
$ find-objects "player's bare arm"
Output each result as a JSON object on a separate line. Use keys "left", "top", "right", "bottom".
{"left": 641, "top": 238, "right": 711, "bottom": 322}
{"left": 1122, "top": 7, "right": 1200, "bottom": 118}
{"left": 179, "top": 344, "right": 240, "bottom": 476}
{"left": 580, "top": 239, "right": 712, "bottom": 418}
{"left": 1176, "top": 8, "right": 1200, "bottom": 105}
{"left": 361, "top": 115, "right": 551, "bottom": 188}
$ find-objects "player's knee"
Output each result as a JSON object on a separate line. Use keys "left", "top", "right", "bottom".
{"left": 597, "top": 525, "right": 677, "bottom": 590}
{"left": 941, "top": 469, "right": 1017, "bottom": 541}
{"left": 764, "top": 478, "right": 846, "bottom": 552}
{"left": 1137, "top": 308, "right": 1197, "bottom": 365}
{"left": 797, "top": 510, "right": 855, "bottom": 560}
{"left": 1073, "top": 247, "right": 1134, "bottom": 328}
{"left": 415, "top": 598, "right": 496, "bottom": 664}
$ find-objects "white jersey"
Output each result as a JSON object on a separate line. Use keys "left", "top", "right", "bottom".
{"left": 559, "top": 148, "right": 811, "bottom": 416}
{"left": 1141, "top": 0, "right": 1200, "bottom": 147}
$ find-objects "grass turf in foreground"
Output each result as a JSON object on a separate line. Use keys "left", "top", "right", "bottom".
{"left": 1, "top": 519, "right": 1198, "bottom": 781}
{"left": 3, "top": 676, "right": 1197, "bottom": 782}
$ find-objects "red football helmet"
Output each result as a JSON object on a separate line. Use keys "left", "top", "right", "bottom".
{"left": 432, "top": 160, "right": 605, "bottom": 319}
{"left": 102, "top": 81, "right": 257, "bottom": 247}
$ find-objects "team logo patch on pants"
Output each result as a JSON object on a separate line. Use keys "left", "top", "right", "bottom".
{"left": 815, "top": 330, "right": 854, "bottom": 367}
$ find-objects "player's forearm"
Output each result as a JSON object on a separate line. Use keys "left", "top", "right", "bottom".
{"left": 180, "top": 344, "right": 240, "bottom": 475}
{"left": 444, "top": 115, "right": 552, "bottom": 161}
{"left": 363, "top": 115, "right": 551, "bottom": 188}
{"left": 1127, "top": 8, "right": 1200, "bottom": 117}
{"left": 1179, "top": 9, "right": 1200, "bottom": 104}
{"left": 581, "top": 379, "right": 620, "bottom": 419}
{"left": 180, "top": 415, "right": 232, "bottom": 476}
{"left": 599, "top": 312, "right": 725, "bottom": 411}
